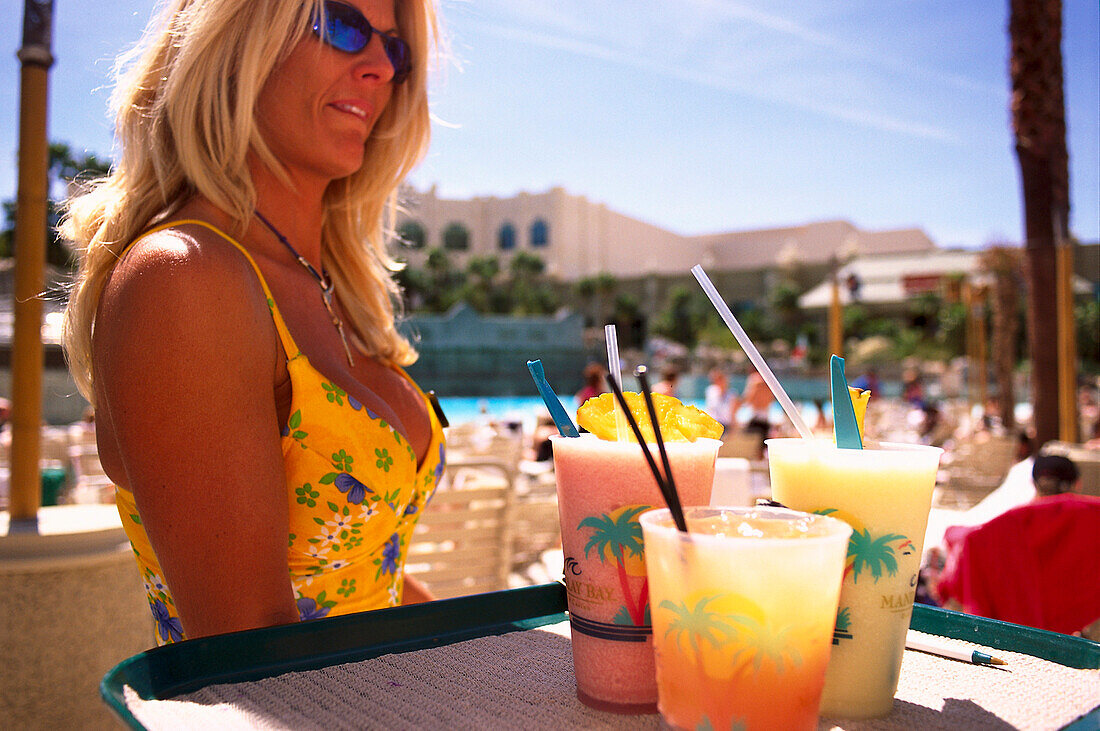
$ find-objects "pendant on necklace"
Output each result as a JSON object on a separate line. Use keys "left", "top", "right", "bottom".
{"left": 254, "top": 210, "right": 355, "bottom": 368}
{"left": 320, "top": 281, "right": 355, "bottom": 367}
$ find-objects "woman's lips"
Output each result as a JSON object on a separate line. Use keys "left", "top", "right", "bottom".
{"left": 329, "top": 100, "right": 372, "bottom": 121}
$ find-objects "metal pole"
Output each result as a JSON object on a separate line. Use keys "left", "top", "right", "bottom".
{"left": 828, "top": 259, "right": 843, "bottom": 357}
{"left": 963, "top": 280, "right": 977, "bottom": 411}
{"left": 1056, "top": 238, "right": 1078, "bottom": 442}
{"left": 975, "top": 285, "right": 988, "bottom": 412}
{"left": 8, "top": 0, "right": 54, "bottom": 533}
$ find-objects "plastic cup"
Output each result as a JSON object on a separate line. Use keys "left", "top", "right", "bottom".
{"left": 766, "top": 438, "right": 944, "bottom": 719}
{"left": 641, "top": 506, "right": 852, "bottom": 731}
{"left": 550, "top": 433, "right": 720, "bottom": 713}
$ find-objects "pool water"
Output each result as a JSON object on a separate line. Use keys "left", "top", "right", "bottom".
{"left": 437, "top": 396, "right": 821, "bottom": 430}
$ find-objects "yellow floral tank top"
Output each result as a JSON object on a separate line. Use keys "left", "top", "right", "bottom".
{"left": 115, "top": 220, "right": 446, "bottom": 645}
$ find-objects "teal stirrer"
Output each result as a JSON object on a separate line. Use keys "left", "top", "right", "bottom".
{"left": 527, "top": 360, "right": 580, "bottom": 438}
{"left": 831, "top": 354, "right": 863, "bottom": 449}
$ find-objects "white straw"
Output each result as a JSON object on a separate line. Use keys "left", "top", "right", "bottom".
{"left": 691, "top": 265, "right": 814, "bottom": 439}
{"left": 604, "top": 324, "right": 628, "bottom": 441}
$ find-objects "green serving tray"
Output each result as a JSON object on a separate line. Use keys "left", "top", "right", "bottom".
{"left": 911, "top": 602, "right": 1100, "bottom": 669}
{"left": 102, "top": 583, "right": 1099, "bottom": 730}
{"left": 102, "top": 582, "right": 569, "bottom": 729}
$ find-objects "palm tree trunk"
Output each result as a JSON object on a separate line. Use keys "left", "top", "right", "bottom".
{"left": 1009, "top": 0, "right": 1070, "bottom": 447}
{"left": 982, "top": 248, "right": 1020, "bottom": 431}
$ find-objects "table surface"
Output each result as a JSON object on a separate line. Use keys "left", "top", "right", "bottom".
{"left": 105, "top": 584, "right": 1100, "bottom": 731}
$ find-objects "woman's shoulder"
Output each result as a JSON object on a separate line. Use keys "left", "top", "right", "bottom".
{"left": 101, "top": 219, "right": 272, "bottom": 319}
{"left": 117, "top": 220, "right": 258, "bottom": 289}
{"left": 95, "top": 220, "right": 277, "bottom": 367}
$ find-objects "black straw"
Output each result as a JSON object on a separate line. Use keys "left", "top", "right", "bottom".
{"left": 603, "top": 372, "right": 690, "bottom": 533}
{"left": 635, "top": 366, "right": 688, "bottom": 533}
{"left": 635, "top": 368, "right": 676, "bottom": 493}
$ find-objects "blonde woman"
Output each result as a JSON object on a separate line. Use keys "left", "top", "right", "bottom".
{"left": 62, "top": 0, "right": 445, "bottom": 645}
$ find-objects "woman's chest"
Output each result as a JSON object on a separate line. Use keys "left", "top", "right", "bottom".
{"left": 266, "top": 279, "right": 431, "bottom": 464}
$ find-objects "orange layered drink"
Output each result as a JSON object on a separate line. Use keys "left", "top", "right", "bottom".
{"left": 641, "top": 506, "right": 852, "bottom": 730}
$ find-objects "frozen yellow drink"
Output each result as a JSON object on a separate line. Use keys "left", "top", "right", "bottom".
{"left": 766, "top": 438, "right": 943, "bottom": 719}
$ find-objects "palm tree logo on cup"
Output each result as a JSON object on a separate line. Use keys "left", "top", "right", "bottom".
{"left": 580, "top": 504, "right": 652, "bottom": 626}
{"left": 814, "top": 508, "right": 913, "bottom": 645}
{"left": 660, "top": 594, "right": 803, "bottom": 678}
{"left": 812, "top": 508, "right": 911, "bottom": 584}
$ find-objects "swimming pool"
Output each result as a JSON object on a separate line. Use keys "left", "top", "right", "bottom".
{"left": 436, "top": 395, "right": 1033, "bottom": 432}
{"left": 436, "top": 395, "right": 822, "bottom": 430}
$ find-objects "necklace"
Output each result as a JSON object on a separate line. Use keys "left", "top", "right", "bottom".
{"left": 255, "top": 210, "right": 355, "bottom": 367}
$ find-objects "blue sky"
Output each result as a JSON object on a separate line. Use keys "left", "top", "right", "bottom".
{"left": 2, "top": 1, "right": 1097, "bottom": 249}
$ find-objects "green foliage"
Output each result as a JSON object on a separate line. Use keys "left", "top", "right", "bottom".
{"left": 573, "top": 277, "right": 597, "bottom": 299}
{"left": 613, "top": 292, "right": 645, "bottom": 348}
{"left": 594, "top": 271, "right": 617, "bottom": 293}
{"left": 696, "top": 318, "right": 737, "bottom": 349}
{"left": 399, "top": 250, "right": 559, "bottom": 316}
{"left": 1078, "top": 299, "right": 1100, "bottom": 368}
{"left": 935, "top": 302, "right": 968, "bottom": 354}
{"left": 1, "top": 141, "right": 111, "bottom": 267}
{"left": 432, "top": 249, "right": 466, "bottom": 300}
{"left": 890, "top": 328, "right": 923, "bottom": 358}
{"left": 461, "top": 255, "right": 501, "bottom": 313}
{"left": 769, "top": 279, "right": 802, "bottom": 317}
{"left": 842, "top": 304, "right": 871, "bottom": 339}
{"left": 509, "top": 251, "right": 546, "bottom": 279}
{"left": 0, "top": 201, "right": 15, "bottom": 258}
{"left": 614, "top": 292, "right": 640, "bottom": 321}
{"left": 571, "top": 271, "right": 618, "bottom": 326}
{"left": 506, "top": 252, "right": 558, "bottom": 315}
{"left": 394, "top": 239, "right": 1097, "bottom": 375}
{"left": 907, "top": 292, "right": 942, "bottom": 335}
{"left": 466, "top": 255, "right": 500, "bottom": 283}
{"left": 649, "top": 286, "right": 713, "bottom": 348}
{"left": 508, "top": 279, "right": 559, "bottom": 316}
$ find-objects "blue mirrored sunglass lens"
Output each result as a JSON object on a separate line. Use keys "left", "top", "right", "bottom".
{"left": 311, "top": 3, "right": 368, "bottom": 52}
{"left": 312, "top": 2, "right": 411, "bottom": 81}
{"left": 328, "top": 18, "right": 367, "bottom": 52}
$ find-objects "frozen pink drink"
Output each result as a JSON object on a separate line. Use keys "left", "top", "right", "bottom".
{"left": 551, "top": 433, "right": 720, "bottom": 713}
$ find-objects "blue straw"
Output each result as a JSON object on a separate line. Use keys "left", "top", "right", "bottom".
{"left": 527, "top": 360, "right": 580, "bottom": 437}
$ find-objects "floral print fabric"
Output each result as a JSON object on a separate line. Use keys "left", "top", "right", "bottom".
{"left": 114, "top": 221, "right": 445, "bottom": 646}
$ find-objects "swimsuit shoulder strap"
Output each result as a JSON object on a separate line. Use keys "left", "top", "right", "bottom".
{"left": 125, "top": 219, "right": 302, "bottom": 358}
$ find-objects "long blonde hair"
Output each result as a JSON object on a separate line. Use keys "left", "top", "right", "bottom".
{"left": 62, "top": 0, "right": 437, "bottom": 404}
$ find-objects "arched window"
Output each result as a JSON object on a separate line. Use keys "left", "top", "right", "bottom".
{"left": 442, "top": 222, "right": 470, "bottom": 251}
{"left": 498, "top": 222, "right": 516, "bottom": 250}
{"left": 530, "top": 219, "right": 549, "bottom": 247}
{"left": 397, "top": 220, "right": 426, "bottom": 249}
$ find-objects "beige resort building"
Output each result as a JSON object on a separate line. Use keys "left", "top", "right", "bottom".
{"left": 393, "top": 185, "right": 962, "bottom": 315}
{"left": 397, "top": 185, "right": 936, "bottom": 282}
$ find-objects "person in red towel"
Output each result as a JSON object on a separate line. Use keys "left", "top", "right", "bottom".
{"left": 935, "top": 454, "right": 1100, "bottom": 637}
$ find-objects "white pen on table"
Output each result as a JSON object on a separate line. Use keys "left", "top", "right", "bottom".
{"left": 905, "top": 632, "right": 1008, "bottom": 666}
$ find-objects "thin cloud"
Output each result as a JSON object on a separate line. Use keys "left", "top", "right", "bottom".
{"left": 673, "top": 0, "right": 1004, "bottom": 98}
{"left": 468, "top": 19, "right": 959, "bottom": 143}
{"left": 469, "top": 0, "right": 1001, "bottom": 103}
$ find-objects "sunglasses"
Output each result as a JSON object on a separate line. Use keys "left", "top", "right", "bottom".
{"left": 310, "top": 1, "right": 412, "bottom": 84}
